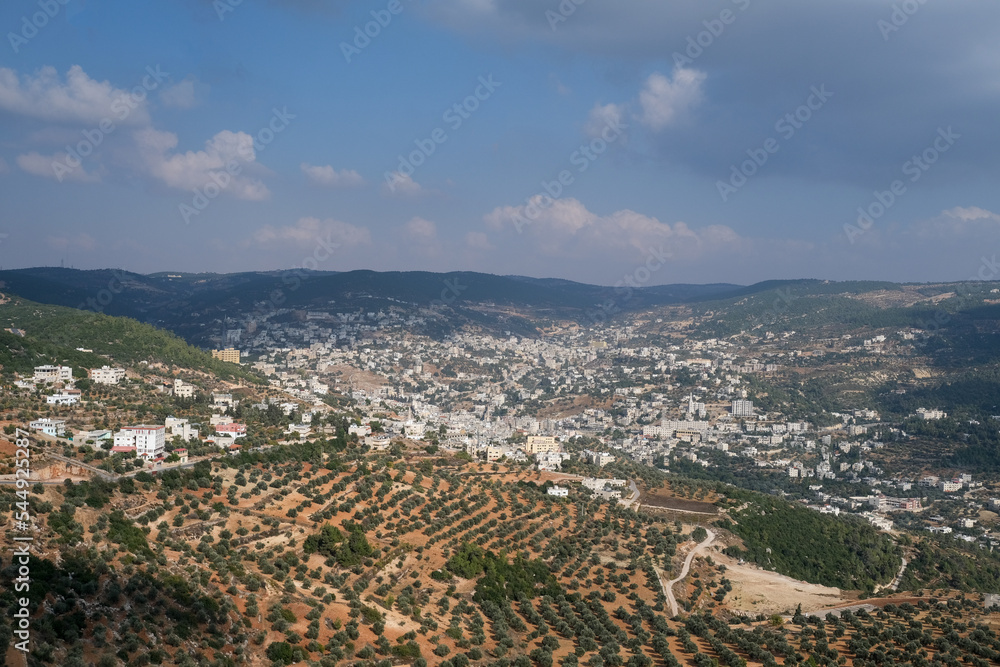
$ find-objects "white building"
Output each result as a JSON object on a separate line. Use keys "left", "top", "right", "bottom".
{"left": 47, "top": 392, "right": 80, "bottom": 405}
{"left": 547, "top": 486, "right": 569, "bottom": 497}
{"left": 29, "top": 418, "right": 66, "bottom": 437}
{"left": 210, "top": 414, "right": 233, "bottom": 427}
{"left": 349, "top": 423, "right": 372, "bottom": 437}
{"left": 165, "top": 416, "right": 199, "bottom": 442}
{"left": 212, "top": 393, "right": 236, "bottom": 408}
{"left": 73, "top": 429, "right": 112, "bottom": 445}
{"left": 537, "top": 451, "right": 573, "bottom": 470}
{"left": 365, "top": 434, "right": 392, "bottom": 450}
{"left": 173, "top": 378, "right": 196, "bottom": 398}
{"left": 90, "top": 366, "right": 126, "bottom": 385}
{"left": 864, "top": 513, "right": 893, "bottom": 531}
{"left": 917, "top": 408, "right": 947, "bottom": 420}
{"left": 34, "top": 365, "right": 73, "bottom": 384}
{"left": 584, "top": 450, "right": 615, "bottom": 467}
{"left": 731, "top": 399, "right": 754, "bottom": 418}
{"left": 939, "top": 480, "right": 962, "bottom": 493}
{"left": 113, "top": 425, "right": 165, "bottom": 460}
{"left": 581, "top": 477, "right": 627, "bottom": 491}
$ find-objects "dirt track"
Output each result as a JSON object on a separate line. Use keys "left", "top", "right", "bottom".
{"left": 664, "top": 529, "right": 716, "bottom": 617}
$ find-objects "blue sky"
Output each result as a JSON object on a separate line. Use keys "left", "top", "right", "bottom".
{"left": 1, "top": 0, "right": 999, "bottom": 285}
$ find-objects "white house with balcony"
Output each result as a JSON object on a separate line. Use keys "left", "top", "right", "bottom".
{"left": 34, "top": 365, "right": 73, "bottom": 384}
{"left": 113, "top": 425, "right": 165, "bottom": 460}
{"left": 29, "top": 418, "right": 66, "bottom": 437}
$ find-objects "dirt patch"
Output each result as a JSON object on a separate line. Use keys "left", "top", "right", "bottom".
{"left": 713, "top": 549, "right": 847, "bottom": 615}
{"left": 640, "top": 492, "right": 717, "bottom": 514}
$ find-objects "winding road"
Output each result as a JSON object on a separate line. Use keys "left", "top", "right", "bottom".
{"left": 661, "top": 528, "right": 716, "bottom": 617}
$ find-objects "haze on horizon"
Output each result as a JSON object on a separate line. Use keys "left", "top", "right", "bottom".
{"left": 1, "top": 0, "right": 999, "bottom": 286}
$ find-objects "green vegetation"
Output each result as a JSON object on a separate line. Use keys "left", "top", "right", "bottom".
{"left": 0, "top": 297, "right": 260, "bottom": 382}
{"left": 446, "top": 542, "right": 487, "bottom": 579}
{"left": 719, "top": 491, "right": 901, "bottom": 592}
{"left": 303, "top": 522, "right": 373, "bottom": 567}
{"left": 903, "top": 535, "right": 1000, "bottom": 592}
{"left": 477, "top": 555, "right": 561, "bottom": 605}
{"left": 106, "top": 510, "right": 153, "bottom": 558}
{"left": 0, "top": 329, "right": 108, "bottom": 376}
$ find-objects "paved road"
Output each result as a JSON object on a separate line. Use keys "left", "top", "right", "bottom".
{"left": 663, "top": 528, "right": 716, "bottom": 617}
{"left": 620, "top": 479, "right": 641, "bottom": 508}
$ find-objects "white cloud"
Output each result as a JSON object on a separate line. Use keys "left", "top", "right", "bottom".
{"left": 484, "top": 196, "right": 741, "bottom": 259}
{"left": 250, "top": 216, "right": 371, "bottom": 248}
{"left": 943, "top": 206, "right": 1000, "bottom": 223}
{"left": 465, "top": 231, "right": 493, "bottom": 250}
{"left": 638, "top": 68, "right": 705, "bottom": 131}
{"left": 160, "top": 77, "right": 206, "bottom": 110}
{"left": 584, "top": 103, "right": 626, "bottom": 139}
{"left": 17, "top": 151, "right": 100, "bottom": 183}
{"left": 579, "top": 68, "right": 702, "bottom": 143}
{"left": 134, "top": 128, "right": 269, "bottom": 200}
{"left": 404, "top": 216, "right": 437, "bottom": 239}
{"left": 381, "top": 171, "right": 423, "bottom": 196}
{"left": 0, "top": 65, "right": 151, "bottom": 126}
{"left": 301, "top": 163, "right": 365, "bottom": 188}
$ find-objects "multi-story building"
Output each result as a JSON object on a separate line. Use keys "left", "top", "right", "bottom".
{"left": 212, "top": 348, "right": 241, "bottom": 364}
{"left": 113, "top": 425, "right": 165, "bottom": 460}
{"left": 90, "top": 366, "right": 126, "bottom": 385}
{"left": 173, "top": 378, "right": 196, "bottom": 398}
{"left": 33, "top": 365, "right": 73, "bottom": 384}
{"left": 485, "top": 445, "right": 508, "bottom": 462}
{"left": 584, "top": 450, "right": 615, "bottom": 467}
{"left": 525, "top": 435, "right": 559, "bottom": 455}
{"left": 731, "top": 399, "right": 754, "bottom": 418}
{"left": 547, "top": 486, "right": 569, "bottom": 497}
{"left": 29, "top": 418, "right": 66, "bottom": 437}
{"left": 165, "top": 416, "right": 199, "bottom": 441}
{"left": 212, "top": 393, "right": 236, "bottom": 408}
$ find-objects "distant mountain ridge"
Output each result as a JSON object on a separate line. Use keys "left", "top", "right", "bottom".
{"left": 0, "top": 266, "right": 988, "bottom": 345}
{"left": 0, "top": 267, "right": 747, "bottom": 340}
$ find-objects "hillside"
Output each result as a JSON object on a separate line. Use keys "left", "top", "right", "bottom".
{"left": 0, "top": 294, "right": 260, "bottom": 383}
{"left": 4, "top": 433, "right": 999, "bottom": 667}
{"left": 0, "top": 268, "right": 747, "bottom": 344}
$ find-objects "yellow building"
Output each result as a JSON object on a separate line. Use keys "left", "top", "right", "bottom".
{"left": 525, "top": 435, "right": 559, "bottom": 455}
{"left": 212, "top": 348, "right": 241, "bottom": 364}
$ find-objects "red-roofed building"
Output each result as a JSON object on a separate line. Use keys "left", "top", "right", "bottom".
{"left": 215, "top": 422, "right": 247, "bottom": 438}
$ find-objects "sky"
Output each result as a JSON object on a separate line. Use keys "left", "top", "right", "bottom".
{"left": 1, "top": 0, "right": 999, "bottom": 286}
